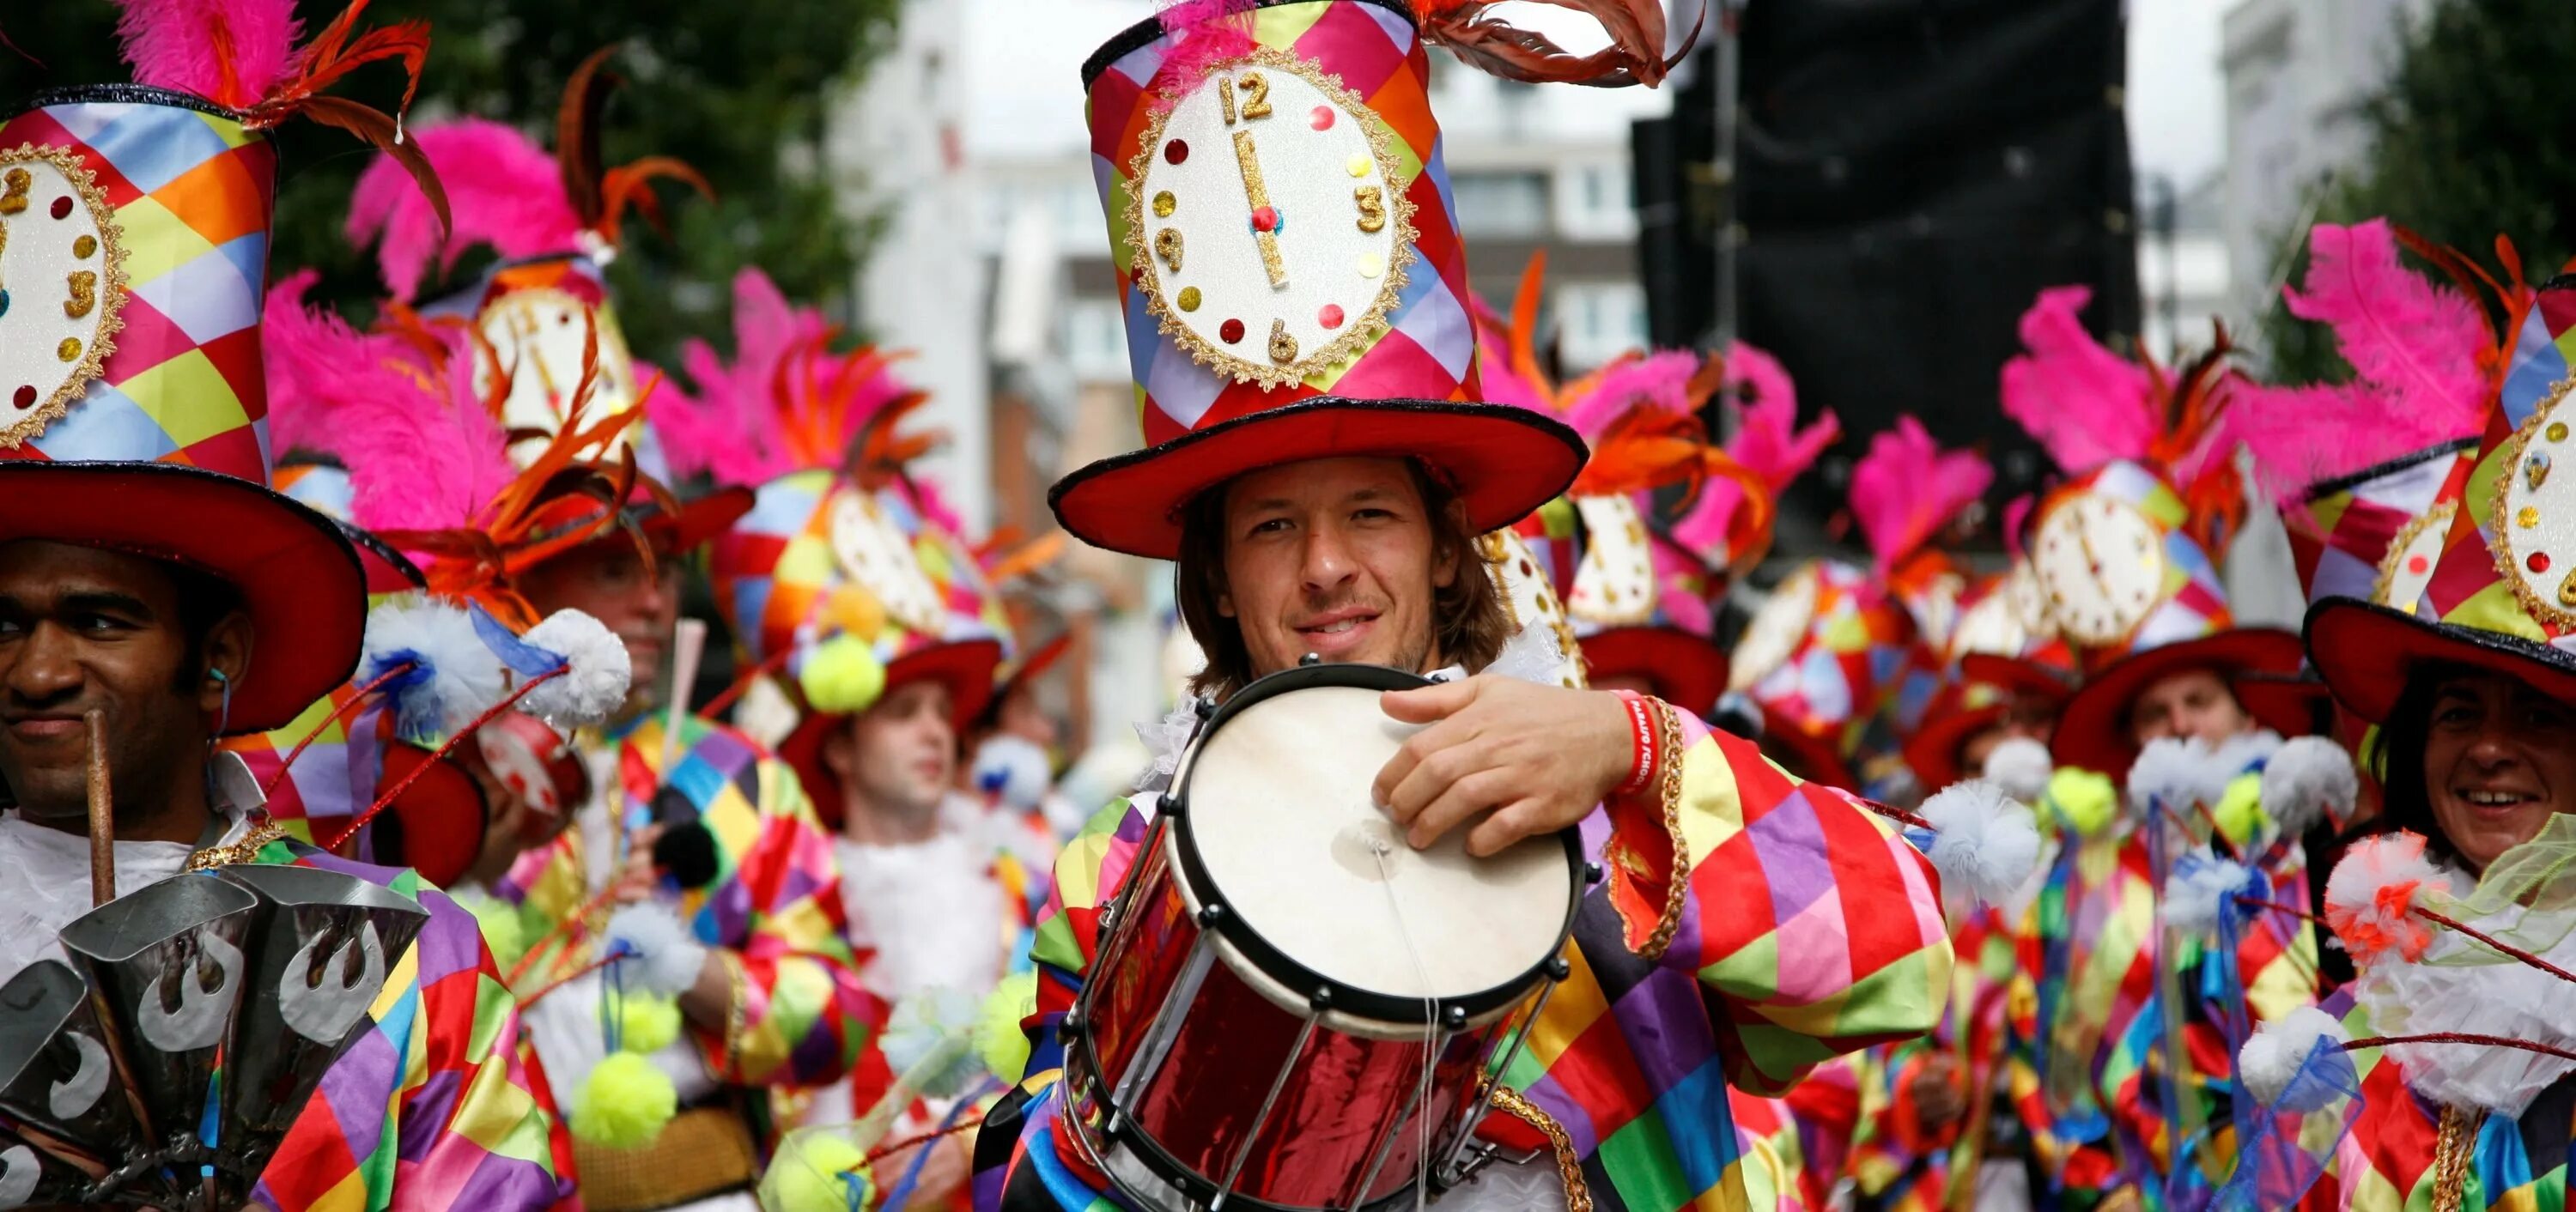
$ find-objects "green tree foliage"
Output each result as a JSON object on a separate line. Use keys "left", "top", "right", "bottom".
{"left": 0, "top": 0, "right": 899, "bottom": 358}
{"left": 2255, "top": 0, "right": 2576, "bottom": 384}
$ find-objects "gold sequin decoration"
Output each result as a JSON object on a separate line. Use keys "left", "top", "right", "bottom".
{"left": 2554, "top": 421, "right": 2571, "bottom": 443}
{"left": 2524, "top": 506, "right": 2543, "bottom": 529}
{"left": 1151, "top": 191, "right": 1176, "bottom": 218}
{"left": 56, "top": 337, "right": 80, "bottom": 362}
{"left": 1177, "top": 286, "right": 1201, "bottom": 312}
{"left": 1267, "top": 318, "right": 1298, "bottom": 365}
{"left": 1346, "top": 154, "right": 1370, "bottom": 178}
{"left": 2530, "top": 452, "right": 2554, "bottom": 492}
{"left": 72, "top": 234, "right": 96, "bottom": 259}
{"left": 1358, "top": 251, "right": 1383, "bottom": 279}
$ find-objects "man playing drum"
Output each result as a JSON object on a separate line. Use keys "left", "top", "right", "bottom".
{"left": 969, "top": 3, "right": 1955, "bottom": 1209}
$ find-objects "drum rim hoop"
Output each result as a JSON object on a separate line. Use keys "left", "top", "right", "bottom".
{"left": 1167, "top": 662, "right": 1584, "bottom": 1025}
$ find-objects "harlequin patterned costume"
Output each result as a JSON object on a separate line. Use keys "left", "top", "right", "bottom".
{"left": 1727, "top": 560, "right": 1918, "bottom": 796}
{"left": 0, "top": 3, "right": 575, "bottom": 1206}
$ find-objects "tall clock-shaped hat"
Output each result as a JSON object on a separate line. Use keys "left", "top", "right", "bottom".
{"left": 1724, "top": 560, "right": 1917, "bottom": 791}
{"left": 2307, "top": 275, "right": 2576, "bottom": 724}
{"left": 2001, "top": 287, "right": 2306, "bottom": 774}
{"left": 1052, "top": 0, "right": 1687, "bottom": 559}
{"left": 0, "top": 0, "right": 450, "bottom": 734}
{"left": 343, "top": 57, "right": 748, "bottom": 556}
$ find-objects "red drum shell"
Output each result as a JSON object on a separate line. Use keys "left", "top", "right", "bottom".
{"left": 1062, "top": 817, "right": 1507, "bottom": 1210}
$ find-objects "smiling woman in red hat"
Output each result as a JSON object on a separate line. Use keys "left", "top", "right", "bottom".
{"left": 963, "top": 6, "right": 1969, "bottom": 1212}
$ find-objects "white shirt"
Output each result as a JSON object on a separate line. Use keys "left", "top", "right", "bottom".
{"left": 0, "top": 756, "right": 263, "bottom": 986}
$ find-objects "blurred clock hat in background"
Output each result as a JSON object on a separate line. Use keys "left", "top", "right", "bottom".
{"left": 1049, "top": 0, "right": 1705, "bottom": 561}
{"left": 1999, "top": 288, "right": 2304, "bottom": 774}
{"left": 0, "top": 59, "right": 379, "bottom": 733}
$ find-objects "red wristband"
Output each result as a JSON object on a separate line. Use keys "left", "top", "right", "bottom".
{"left": 1613, "top": 690, "right": 1656, "bottom": 797}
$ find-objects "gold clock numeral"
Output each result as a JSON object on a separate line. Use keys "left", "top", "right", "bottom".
{"left": 1220, "top": 74, "right": 1239, "bottom": 124}
{"left": 1236, "top": 71, "right": 1272, "bottom": 119}
{"left": 0, "top": 222, "right": 9, "bottom": 294}
{"left": 1154, "top": 227, "right": 1185, "bottom": 272}
{"left": 1267, "top": 318, "right": 1298, "bottom": 365}
{"left": 2557, "top": 564, "right": 2576, "bottom": 609}
{"left": 63, "top": 271, "right": 95, "bottom": 320}
{"left": 0, "top": 168, "right": 27, "bottom": 216}
{"left": 1355, "top": 185, "right": 1386, "bottom": 233}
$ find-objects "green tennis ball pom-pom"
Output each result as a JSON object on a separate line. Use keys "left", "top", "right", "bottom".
{"left": 571, "top": 1051, "right": 677, "bottom": 1148}
{"left": 800, "top": 635, "right": 887, "bottom": 715}
{"left": 2047, "top": 767, "right": 2119, "bottom": 838}
{"left": 761, "top": 1130, "right": 873, "bottom": 1212}
{"left": 453, "top": 891, "right": 529, "bottom": 971}
{"left": 620, "top": 994, "right": 683, "bottom": 1056}
{"left": 2213, "top": 772, "right": 2268, "bottom": 849}
{"left": 976, "top": 972, "right": 1039, "bottom": 1083}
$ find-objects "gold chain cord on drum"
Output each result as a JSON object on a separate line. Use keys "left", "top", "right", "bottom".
{"left": 1489, "top": 1086, "right": 1593, "bottom": 1212}
{"left": 1640, "top": 700, "right": 1688, "bottom": 964}
{"left": 2431, "top": 1102, "right": 2483, "bottom": 1212}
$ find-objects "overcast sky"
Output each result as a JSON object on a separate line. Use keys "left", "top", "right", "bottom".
{"left": 964, "top": 0, "right": 2233, "bottom": 184}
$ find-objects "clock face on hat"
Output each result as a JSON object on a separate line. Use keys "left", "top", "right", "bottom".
{"left": 829, "top": 488, "right": 944, "bottom": 634}
{"left": 2377, "top": 498, "right": 2455, "bottom": 612}
{"left": 2494, "top": 388, "right": 2576, "bottom": 627}
{"left": 1129, "top": 47, "right": 1415, "bottom": 388}
{"left": 472, "top": 288, "right": 639, "bottom": 464}
{"left": 2032, "top": 495, "right": 2166, "bottom": 647}
{"left": 1949, "top": 585, "right": 2030, "bottom": 663}
{"left": 0, "top": 146, "right": 125, "bottom": 447}
{"left": 1728, "top": 562, "right": 1819, "bottom": 694}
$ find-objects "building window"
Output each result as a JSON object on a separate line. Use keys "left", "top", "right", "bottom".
{"left": 1064, "top": 296, "right": 1129, "bottom": 384}
{"left": 1555, "top": 282, "right": 1647, "bottom": 370}
{"left": 1449, "top": 171, "right": 1550, "bottom": 238}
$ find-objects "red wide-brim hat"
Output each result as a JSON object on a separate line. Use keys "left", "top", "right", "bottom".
{"left": 1904, "top": 702, "right": 2010, "bottom": 794}
{"left": 371, "top": 742, "right": 489, "bottom": 888}
{"left": 1050, "top": 399, "right": 1585, "bottom": 561}
{"left": 2306, "top": 596, "right": 2576, "bottom": 725}
{"left": 1579, "top": 625, "right": 1729, "bottom": 718}
{"left": 0, "top": 463, "right": 366, "bottom": 736}
{"left": 2049, "top": 627, "right": 2310, "bottom": 775}
{"left": 778, "top": 638, "right": 1005, "bottom": 827}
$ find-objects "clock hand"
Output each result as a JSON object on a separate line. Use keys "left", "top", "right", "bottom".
{"left": 1230, "top": 130, "right": 1289, "bottom": 290}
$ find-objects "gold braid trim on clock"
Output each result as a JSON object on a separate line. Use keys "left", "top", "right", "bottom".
{"left": 0, "top": 142, "right": 130, "bottom": 450}
{"left": 1489, "top": 1085, "right": 1593, "bottom": 1212}
{"left": 2485, "top": 377, "right": 2576, "bottom": 628}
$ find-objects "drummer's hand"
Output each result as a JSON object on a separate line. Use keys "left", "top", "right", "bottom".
{"left": 1374, "top": 676, "right": 1633, "bottom": 857}
{"left": 610, "top": 824, "right": 665, "bottom": 906}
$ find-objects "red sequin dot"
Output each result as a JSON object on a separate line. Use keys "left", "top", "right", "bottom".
{"left": 1319, "top": 304, "right": 1345, "bottom": 329}
{"left": 1219, "top": 318, "right": 1246, "bottom": 343}
{"left": 1311, "top": 106, "right": 1336, "bottom": 131}
{"left": 10, "top": 385, "right": 33, "bottom": 410}
{"left": 2531, "top": 551, "right": 2554, "bottom": 574}
{"left": 1251, "top": 205, "right": 1279, "bottom": 233}
{"left": 49, "top": 196, "right": 71, "bottom": 220}
{"left": 2408, "top": 554, "right": 2431, "bottom": 575}
{"left": 1164, "top": 139, "right": 1189, "bottom": 165}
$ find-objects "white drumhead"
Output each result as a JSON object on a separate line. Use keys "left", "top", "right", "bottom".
{"left": 1181, "top": 682, "right": 1575, "bottom": 1003}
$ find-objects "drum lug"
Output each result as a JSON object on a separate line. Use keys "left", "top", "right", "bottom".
{"left": 1583, "top": 859, "right": 1604, "bottom": 886}
{"left": 1194, "top": 696, "right": 1218, "bottom": 719}
{"left": 1298, "top": 651, "right": 1322, "bottom": 666}
{"left": 1443, "top": 1003, "right": 1467, "bottom": 1030}
{"left": 1197, "top": 903, "right": 1226, "bottom": 927}
{"left": 1058, "top": 1012, "right": 1084, "bottom": 1041}
{"left": 1546, "top": 957, "right": 1571, "bottom": 982}
{"left": 1308, "top": 986, "right": 1333, "bottom": 1013}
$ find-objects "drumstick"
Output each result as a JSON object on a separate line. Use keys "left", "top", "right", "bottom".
{"left": 85, "top": 708, "right": 113, "bottom": 907}
{"left": 621, "top": 619, "right": 707, "bottom": 878}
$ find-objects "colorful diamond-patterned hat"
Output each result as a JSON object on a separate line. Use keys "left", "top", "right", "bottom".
{"left": 1903, "top": 566, "right": 2076, "bottom": 791}
{"left": 1052, "top": 0, "right": 1656, "bottom": 560}
{"left": 2000, "top": 287, "right": 2306, "bottom": 773}
{"left": 0, "top": 0, "right": 440, "bottom": 733}
{"left": 2309, "top": 277, "right": 2576, "bottom": 724}
{"left": 1726, "top": 561, "right": 1916, "bottom": 790}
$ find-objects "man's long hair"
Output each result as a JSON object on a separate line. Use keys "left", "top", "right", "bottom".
{"left": 1174, "top": 460, "right": 1510, "bottom": 701}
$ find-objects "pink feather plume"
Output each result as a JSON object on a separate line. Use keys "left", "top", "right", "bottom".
{"left": 1850, "top": 415, "right": 1994, "bottom": 573}
{"left": 1722, "top": 341, "right": 1838, "bottom": 492}
{"left": 658, "top": 268, "right": 914, "bottom": 487}
{"left": 1151, "top": 0, "right": 1259, "bottom": 113}
{"left": 2000, "top": 286, "right": 2156, "bottom": 474}
{"left": 1561, "top": 351, "right": 1700, "bottom": 441}
{"left": 111, "top": 0, "right": 301, "bottom": 109}
{"left": 264, "top": 270, "right": 427, "bottom": 458}
{"left": 346, "top": 118, "right": 584, "bottom": 303}
{"left": 2227, "top": 219, "right": 2494, "bottom": 506}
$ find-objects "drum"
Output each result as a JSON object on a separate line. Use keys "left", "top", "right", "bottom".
{"left": 1059, "top": 664, "right": 1583, "bottom": 1211}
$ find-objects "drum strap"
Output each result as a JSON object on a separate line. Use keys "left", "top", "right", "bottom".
{"left": 1489, "top": 1087, "right": 1593, "bottom": 1212}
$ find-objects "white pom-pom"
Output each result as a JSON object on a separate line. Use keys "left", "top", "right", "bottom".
{"left": 2163, "top": 847, "right": 2253, "bottom": 935}
{"left": 605, "top": 903, "right": 710, "bottom": 997}
{"left": 2324, "top": 831, "right": 2450, "bottom": 966}
{"left": 2263, "top": 736, "right": 2360, "bottom": 839}
{"left": 972, "top": 735, "right": 1054, "bottom": 811}
{"left": 2126, "top": 736, "right": 2205, "bottom": 821}
{"left": 1981, "top": 737, "right": 2054, "bottom": 804}
{"left": 520, "top": 609, "right": 634, "bottom": 728}
{"left": 1917, "top": 779, "right": 2043, "bottom": 908}
{"left": 362, "top": 594, "right": 506, "bottom": 742}
{"left": 2240, "top": 1004, "right": 2353, "bottom": 1111}
{"left": 2212, "top": 730, "right": 2286, "bottom": 777}
{"left": 881, "top": 986, "right": 987, "bottom": 1100}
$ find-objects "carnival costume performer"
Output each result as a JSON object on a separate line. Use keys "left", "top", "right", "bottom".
{"left": 959, "top": 4, "right": 2002, "bottom": 1209}
{"left": 1995, "top": 286, "right": 2326, "bottom": 1209}
{"left": 651, "top": 265, "right": 1048, "bottom": 1202}
{"left": 341, "top": 96, "right": 874, "bottom": 1212}
{"left": 2236, "top": 267, "right": 2576, "bottom": 1212}
{"left": 0, "top": 2, "right": 579, "bottom": 1206}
